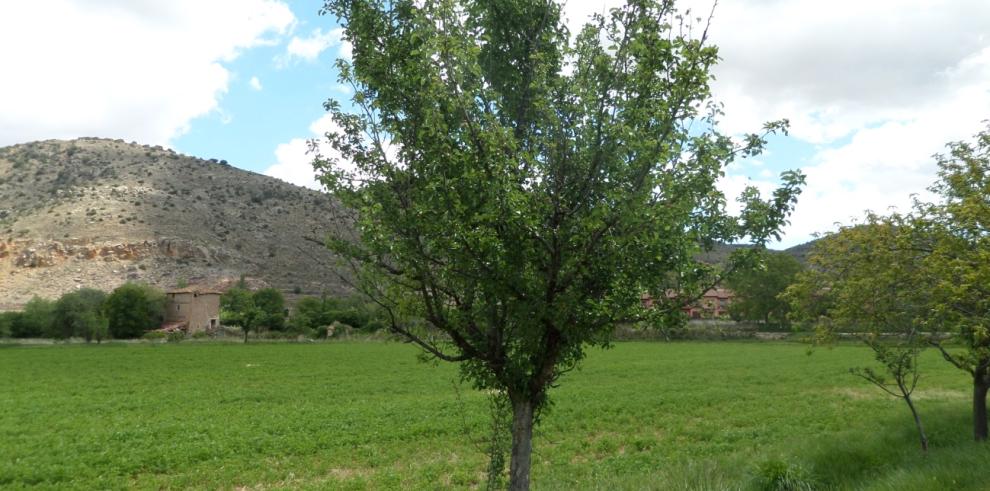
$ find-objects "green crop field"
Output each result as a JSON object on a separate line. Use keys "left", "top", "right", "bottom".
{"left": 1, "top": 341, "right": 987, "bottom": 490}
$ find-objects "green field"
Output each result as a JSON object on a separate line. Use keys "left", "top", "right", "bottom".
{"left": 1, "top": 341, "right": 987, "bottom": 490}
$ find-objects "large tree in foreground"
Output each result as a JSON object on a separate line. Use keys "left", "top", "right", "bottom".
{"left": 316, "top": 1, "right": 803, "bottom": 488}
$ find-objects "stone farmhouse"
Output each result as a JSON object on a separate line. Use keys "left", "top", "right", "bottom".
{"left": 684, "top": 287, "right": 733, "bottom": 319}
{"left": 640, "top": 287, "right": 735, "bottom": 319}
{"left": 163, "top": 287, "right": 221, "bottom": 333}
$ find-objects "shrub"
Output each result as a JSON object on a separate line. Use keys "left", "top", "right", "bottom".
{"left": 105, "top": 283, "right": 166, "bottom": 338}
{"left": 0, "top": 312, "right": 15, "bottom": 337}
{"left": 754, "top": 460, "right": 817, "bottom": 491}
{"left": 141, "top": 331, "right": 165, "bottom": 341}
{"left": 52, "top": 289, "right": 108, "bottom": 341}
{"left": 252, "top": 288, "right": 286, "bottom": 331}
{"left": 16, "top": 297, "right": 54, "bottom": 338}
{"left": 313, "top": 325, "right": 328, "bottom": 340}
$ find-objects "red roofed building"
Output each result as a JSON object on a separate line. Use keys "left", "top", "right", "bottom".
{"left": 641, "top": 288, "right": 735, "bottom": 319}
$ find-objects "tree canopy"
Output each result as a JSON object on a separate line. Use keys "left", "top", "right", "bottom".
{"left": 52, "top": 288, "right": 108, "bottom": 342}
{"left": 317, "top": 0, "right": 803, "bottom": 487}
{"left": 726, "top": 251, "right": 803, "bottom": 328}
{"left": 105, "top": 283, "right": 166, "bottom": 339}
{"left": 918, "top": 125, "right": 990, "bottom": 440}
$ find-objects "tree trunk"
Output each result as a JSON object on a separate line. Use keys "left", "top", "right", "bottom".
{"left": 508, "top": 398, "right": 535, "bottom": 491}
{"left": 244, "top": 328, "right": 249, "bottom": 343}
{"left": 974, "top": 379, "right": 988, "bottom": 441}
{"left": 903, "top": 394, "right": 928, "bottom": 452}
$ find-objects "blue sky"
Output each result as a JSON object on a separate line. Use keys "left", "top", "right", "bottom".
{"left": 1, "top": 0, "right": 988, "bottom": 248}
{"left": 172, "top": 1, "right": 340, "bottom": 174}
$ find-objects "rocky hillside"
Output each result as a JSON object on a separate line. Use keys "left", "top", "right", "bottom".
{"left": 0, "top": 138, "right": 348, "bottom": 309}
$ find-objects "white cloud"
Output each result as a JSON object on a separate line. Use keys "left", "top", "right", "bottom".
{"left": 564, "top": 1, "right": 990, "bottom": 248}
{"left": 279, "top": 27, "right": 350, "bottom": 66}
{"left": 263, "top": 114, "right": 339, "bottom": 190}
{"left": 249, "top": 76, "right": 263, "bottom": 91}
{"left": 264, "top": 113, "right": 397, "bottom": 190}
{"left": 0, "top": 0, "right": 295, "bottom": 147}
{"left": 698, "top": 0, "right": 990, "bottom": 143}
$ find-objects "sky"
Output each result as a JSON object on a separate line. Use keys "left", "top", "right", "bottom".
{"left": 1, "top": 1, "right": 988, "bottom": 249}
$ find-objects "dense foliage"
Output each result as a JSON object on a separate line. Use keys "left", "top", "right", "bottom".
{"left": 252, "top": 288, "right": 287, "bottom": 332}
{"left": 919, "top": 126, "right": 990, "bottom": 440}
{"left": 52, "top": 288, "right": 108, "bottom": 342}
{"left": 220, "top": 287, "right": 288, "bottom": 341}
{"left": 289, "top": 294, "right": 387, "bottom": 336}
{"left": 725, "top": 251, "right": 803, "bottom": 328}
{"left": 104, "top": 283, "right": 166, "bottom": 338}
{"left": 0, "top": 284, "right": 168, "bottom": 341}
{"left": 7, "top": 297, "right": 55, "bottom": 338}
{"left": 317, "top": 0, "right": 803, "bottom": 486}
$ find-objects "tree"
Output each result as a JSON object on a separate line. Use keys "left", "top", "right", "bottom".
{"left": 917, "top": 125, "right": 990, "bottom": 441}
{"left": 786, "top": 125, "right": 990, "bottom": 443}
{"left": 221, "top": 287, "right": 262, "bottom": 342}
{"left": 104, "top": 283, "right": 166, "bottom": 339}
{"left": 52, "top": 288, "right": 108, "bottom": 341}
{"left": 252, "top": 288, "right": 287, "bottom": 331}
{"left": 289, "top": 295, "right": 339, "bottom": 335}
{"left": 13, "top": 297, "right": 55, "bottom": 338}
{"left": 725, "top": 251, "right": 803, "bottom": 328}
{"left": 317, "top": 1, "right": 803, "bottom": 487}
{"left": 289, "top": 294, "right": 388, "bottom": 335}
{"left": 0, "top": 312, "right": 15, "bottom": 338}
{"left": 785, "top": 216, "right": 932, "bottom": 451}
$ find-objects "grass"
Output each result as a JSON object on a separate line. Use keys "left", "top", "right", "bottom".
{"left": 0, "top": 341, "right": 987, "bottom": 490}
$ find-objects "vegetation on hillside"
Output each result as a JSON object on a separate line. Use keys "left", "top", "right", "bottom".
{"left": 0, "top": 138, "right": 347, "bottom": 306}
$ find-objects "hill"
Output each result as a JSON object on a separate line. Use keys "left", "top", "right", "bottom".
{"left": 0, "top": 138, "right": 347, "bottom": 309}
{"left": 699, "top": 239, "right": 817, "bottom": 267}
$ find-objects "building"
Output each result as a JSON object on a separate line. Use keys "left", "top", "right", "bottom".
{"left": 684, "top": 287, "right": 733, "bottom": 319}
{"left": 641, "top": 287, "right": 735, "bottom": 319}
{"left": 164, "top": 287, "right": 221, "bottom": 333}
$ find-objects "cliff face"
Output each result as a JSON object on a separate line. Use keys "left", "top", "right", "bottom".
{"left": 0, "top": 138, "right": 348, "bottom": 308}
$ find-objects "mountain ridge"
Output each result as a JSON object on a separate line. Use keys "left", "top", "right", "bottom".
{"left": 0, "top": 138, "right": 347, "bottom": 309}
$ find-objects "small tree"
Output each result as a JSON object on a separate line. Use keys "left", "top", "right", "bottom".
{"left": 53, "top": 288, "right": 108, "bottom": 341}
{"left": 725, "top": 251, "right": 803, "bottom": 328}
{"left": 221, "top": 287, "right": 261, "bottom": 342}
{"left": 105, "top": 283, "right": 166, "bottom": 338}
{"left": 0, "top": 312, "right": 15, "bottom": 338}
{"left": 252, "top": 288, "right": 287, "bottom": 332}
{"left": 318, "top": 0, "right": 803, "bottom": 487}
{"left": 785, "top": 215, "right": 932, "bottom": 451}
{"left": 14, "top": 297, "right": 55, "bottom": 338}
{"left": 852, "top": 335, "right": 928, "bottom": 452}
{"left": 288, "top": 296, "right": 333, "bottom": 335}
